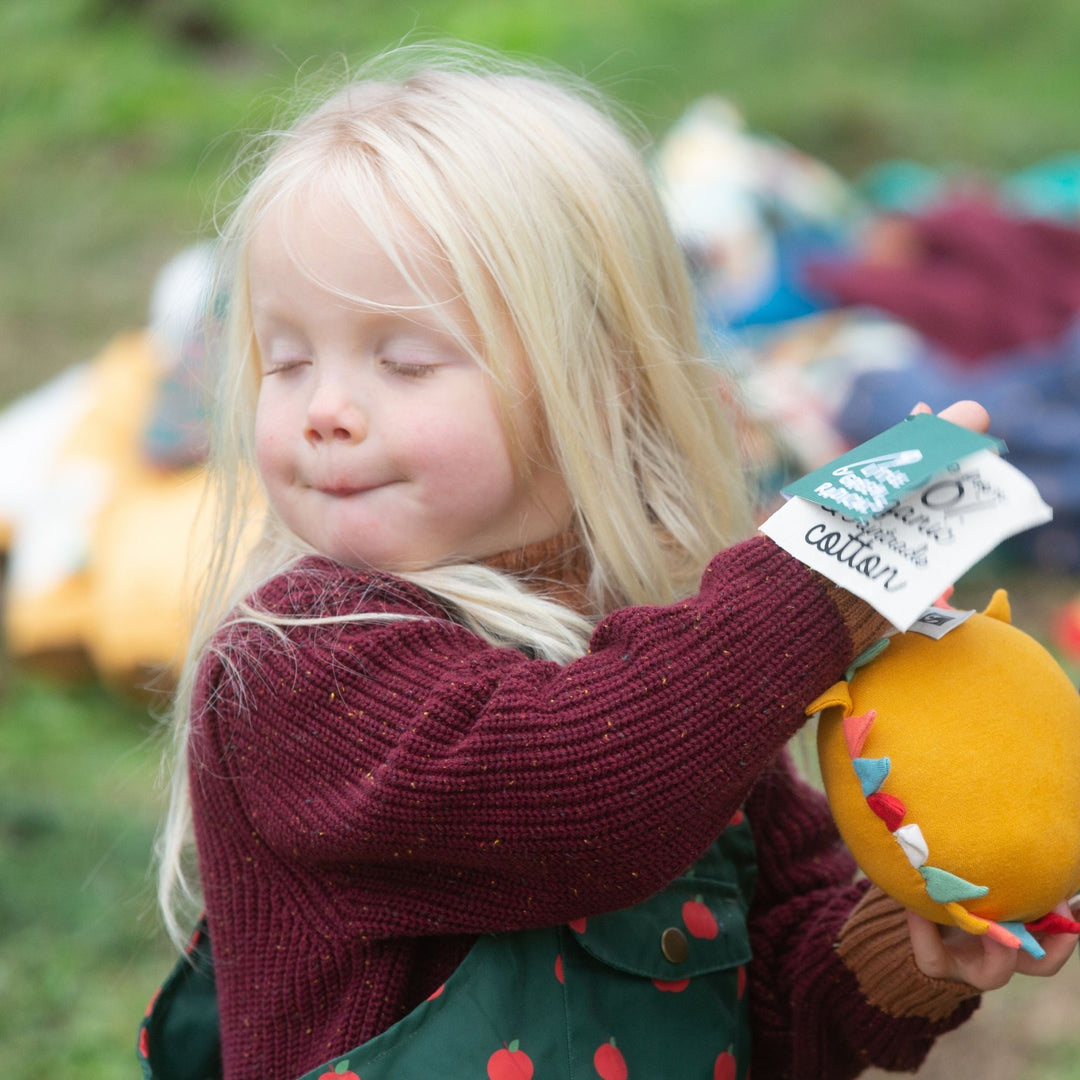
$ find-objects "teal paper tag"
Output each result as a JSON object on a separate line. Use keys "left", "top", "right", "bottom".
{"left": 782, "top": 414, "right": 1006, "bottom": 521}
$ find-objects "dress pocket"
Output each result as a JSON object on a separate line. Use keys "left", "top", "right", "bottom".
{"left": 557, "top": 830, "right": 754, "bottom": 1080}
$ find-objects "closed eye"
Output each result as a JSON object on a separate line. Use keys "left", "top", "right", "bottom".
{"left": 263, "top": 358, "right": 310, "bottom": 376}
{"left": 382, "top": 359, "right": 439, "bottom": 378}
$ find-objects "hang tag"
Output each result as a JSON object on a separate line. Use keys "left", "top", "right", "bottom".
{"left": 760, "top": 446, "right": 1052, "bottom": 630}
{"left": 782, "top": 414, "right": 1005, "bottom": 522}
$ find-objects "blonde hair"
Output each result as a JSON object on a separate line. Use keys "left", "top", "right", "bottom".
{"left": 157, "top": 42, "right": 754, "bottom": 946}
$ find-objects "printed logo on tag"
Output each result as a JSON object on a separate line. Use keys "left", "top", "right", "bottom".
{"left": 814, "top": 450, "right": 925, "bottom": 517}
{"left": 783, "top": 414, "right": 1005, "bottom": 522}
{"left": 907, "top": 607, "right": 975, "bottom": 639}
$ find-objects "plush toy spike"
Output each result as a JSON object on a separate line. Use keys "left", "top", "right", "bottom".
{"left": 1026, "top": 912, "right": 1080, "bottom": 935}
{"left": 983, "top": 588, "right": 1011, "bottom": 623}
{"left": 843, "top": 711, "right": 876, "bottom": 758}
{"left": 813, "top": 591, "right": 1080, "bottom": 958}
{"left": 934, "top": 585, "right": 956, "bottom": 609}
{"left": 943, "top": 903, "right": 993, "bottom": 936}
{"left": 866, "top": 791, "right": 905, "bottom": 831}
{"left": 852, "top": 757, "right": 890, "bottom": 796}
{"left": 984, "top": 922, "right": 1027, "bottom": 952}
{"left": 894, "top": 824, "right": 928, "bottom": 868}
{"left": 919, "top": 867, "right": 987, "bottom": 904}
{"left": 999, "top": 923, "right": 1045, "bottom": 958}
{"left": 845, "top": 638, "right": 890, "bottom": 682}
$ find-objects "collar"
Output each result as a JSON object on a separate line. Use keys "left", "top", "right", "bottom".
{"left": 482, "top": 531, "right": 592, "bottom": 615}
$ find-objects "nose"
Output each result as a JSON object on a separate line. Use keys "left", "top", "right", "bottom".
{"left": 305, "top": 382, "right": 366, "bottom": 445}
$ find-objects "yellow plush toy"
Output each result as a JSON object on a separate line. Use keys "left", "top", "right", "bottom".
{"left": 811, "top": 590, "right": 1080, "bottom": 958}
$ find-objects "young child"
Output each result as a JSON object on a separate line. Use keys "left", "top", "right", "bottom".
{"left": 145, "top": 45, "right": 1076, "bottom": 1080}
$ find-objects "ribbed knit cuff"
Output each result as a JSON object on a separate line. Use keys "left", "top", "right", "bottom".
{"left": 835, "top": 886, "right": 980, "bottom": 1022}
{"left": 808, "top": 570, "right": 895, "bottom": 657}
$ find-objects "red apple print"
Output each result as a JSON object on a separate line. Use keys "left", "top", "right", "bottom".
{"left": 593, "top": 1037, "right": 628, "bottom": 1080}
{"left": 652, "top": 977, "right": 690, "bottom": 992}
{"left": 714, "top": 1047, "right": 736, "bottom": 1080}
{"left": 427, "top": 983, "right": 445, "bottom": 1000}
{"left": 318, "top": 1061, "right": 360, "bottom": 1080}
{"left": 729, "top": 809, "right": 745, "bottom": 826}
{"left": 569, "top": 916, "right": 587, "bottom": 933}
{"left": 487, "top": 1040, "right": 535, "bottom": 1080}
{"left": 555, "top": 953, "right": 565, "bottom": 984}
{"left": 736, "top": 964, "right": 747, "bottom": 1000}
{"left": 682, "top": 896, "right": 719, "bottom": 939}
{"left": 138, "top": 1026, "right": 150, "bottom": 1060}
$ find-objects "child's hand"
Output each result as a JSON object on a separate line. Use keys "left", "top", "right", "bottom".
{"left": 910, "top": 399, "right": 991, "bottom": 434}
{"left": 904, "top": 398, "right": 1071, "bottom": 991}
{"left": 906, "top": 901, "right": 1079, "bottom": 991}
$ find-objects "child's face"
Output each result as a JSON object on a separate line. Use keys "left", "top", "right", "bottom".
{"left": 248, "top": 191, "right": 572, "bottom": 572}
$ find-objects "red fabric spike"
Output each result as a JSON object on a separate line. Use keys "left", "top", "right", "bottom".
{"left": 866, "top": 791, "right": 906, "bottom": 832}
{"left": 1025, "top": 912, "right": 1080, "bottom": 935}
{"left": 933, "top": 585, "right": 956, "bottom": 610}
{"left": 843, "top": 710, "right": 877, "bottom": 758}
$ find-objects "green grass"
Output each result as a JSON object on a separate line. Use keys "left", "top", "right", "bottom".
{"left": 0, "top": 671, "right": 175, "bottom": 1080}
{"left": 1028, "top": 1047, "right": 1080, "bottom": 1080}
{"left": 6, "top": 0, "right": 1080, "bottom": 401}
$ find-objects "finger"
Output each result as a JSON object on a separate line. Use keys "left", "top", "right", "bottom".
{"left": 907, "top": 911, "right": 1018, "bottom": 989}
{"left": 909, "top": 401, "right": 932, "bottom": 416}
{"left": 960, "top": 935, "right": 1020, "bottom": 991}
{"left": 1016, "top": 930, "right": 1078, "bottom": 976}
{"left": 935, "top": 400, "right": 990, "bottom": 433}
{"left": 906, "top": 910, "right": 948, "bottom": 977}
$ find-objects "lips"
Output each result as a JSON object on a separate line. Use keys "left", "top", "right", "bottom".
{"left": 314, "top": 484, "right": 373, "bottom": 497}
{"left": 310, "top": 475, "right": 396, "bottom": 497}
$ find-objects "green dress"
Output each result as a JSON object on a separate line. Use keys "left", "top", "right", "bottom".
{"left": 138, "top": 814, "right": 755, "bottom": 1080}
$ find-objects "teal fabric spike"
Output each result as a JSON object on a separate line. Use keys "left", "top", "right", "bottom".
{"left": 845, "top": 637, "right": 891, "bottom": 682}
{"left": 999, "top": 922, "right": 1046, "bottom": 960}
{"left": 852, "top": 756, "right": 890, "bottom": 797}
{"left": 919, "top": 865, "right": 989, "bottom": 904}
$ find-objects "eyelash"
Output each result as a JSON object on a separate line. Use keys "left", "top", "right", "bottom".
{"left": 382, "top": 359, "right": 438, "bottom": 378}
{"left": 259, "top": 356, "right": 439, "bottom": 378}
{"left": 264, "top": 359, "right": 308, "bottom": 376}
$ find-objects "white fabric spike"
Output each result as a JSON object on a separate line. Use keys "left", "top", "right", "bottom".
{"left": 893, "top": 823, "right": 929, "bottom": 868}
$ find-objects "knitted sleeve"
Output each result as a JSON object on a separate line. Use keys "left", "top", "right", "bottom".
{"left": 744, "top": 753, "right": 979, "bottom": 1080}
{"left": 835, "top": 886, "right": 980, "bottom": 1021}
{"left": 191, "top": 536, "right": 861, "bottom": 935}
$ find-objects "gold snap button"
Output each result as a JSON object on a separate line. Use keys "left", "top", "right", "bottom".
{"left": 661, "top": 926, "right": 689, "bottom": 964}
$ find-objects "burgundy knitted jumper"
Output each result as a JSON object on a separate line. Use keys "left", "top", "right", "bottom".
{"left": 188, "top": 535, "right": 977, "bottom": 1080}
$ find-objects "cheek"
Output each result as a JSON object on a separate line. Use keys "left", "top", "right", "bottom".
{"left": 252, "top": 411, "right": 274, "bottom": 471}
{"left": 253, "top": 398, "right": 290, "bottom": 480}
{"left": 390, "top": 371, "right": 524, "bottom": 510}
{"left": 411, "top": 409, "right": 516, "bottom": 488}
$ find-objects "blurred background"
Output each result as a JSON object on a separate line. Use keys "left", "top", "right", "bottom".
{"left": 2, "top": 2, "right": 1080, "bottom": 1077}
